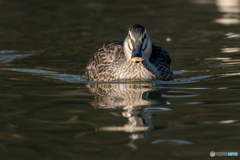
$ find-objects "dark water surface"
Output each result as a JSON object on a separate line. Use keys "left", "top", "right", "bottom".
{"left": 1, "top": 0, "right": 240, "bottom": 159}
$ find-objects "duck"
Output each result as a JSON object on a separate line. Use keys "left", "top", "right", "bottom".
{"left": 85, "top": 24, "right": 174, "bottom": 82}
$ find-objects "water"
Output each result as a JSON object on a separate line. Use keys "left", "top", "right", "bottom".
{"left": 0, "top": 0, "right": 240, "bottom": 159}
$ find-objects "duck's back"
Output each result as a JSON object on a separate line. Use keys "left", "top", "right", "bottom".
{"left": 85, "top": 41, "right": 126, "bottom": 81}
{"left": 150, "top": 43, "right": 171, "bottom": 66}
{"left": 149, "top": 43, "right": 173, "bottom": 80}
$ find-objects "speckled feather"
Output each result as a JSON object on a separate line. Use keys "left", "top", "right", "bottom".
{"left": 85, "top": 41, "right": 173, "bottom": 81}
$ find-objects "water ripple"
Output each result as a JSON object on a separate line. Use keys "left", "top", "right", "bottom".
{"left": 0, "top": 54, "right": 33, "bottom": 63}
{"left": 2, "top": 68, "right": 86, "bottom": 83}
{"left": 162, "top": 91, "right": 199, "bottom": 98}
{"left": 144, "top": 107, "right": 172, "bottom": 112}
{"left": 197, "top": 120, "right": 239, "bottom": 125}
{"left": 152, "top": 139, "right": 193, "bottom": 145}
{"left": 0, "top": 50, "right": 18, "bottom": 54}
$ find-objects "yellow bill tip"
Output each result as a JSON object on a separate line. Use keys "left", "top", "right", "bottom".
{"left": 131, "top": 57, "right": 144, "bottom": 62}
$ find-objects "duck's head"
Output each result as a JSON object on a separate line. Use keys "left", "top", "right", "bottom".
{"left": 123, "top": 24, "right": 152, "bottom": 63}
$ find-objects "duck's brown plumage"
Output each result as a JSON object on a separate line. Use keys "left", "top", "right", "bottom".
{"left": 85, "top": 41, "right": 173, "bottom": 81}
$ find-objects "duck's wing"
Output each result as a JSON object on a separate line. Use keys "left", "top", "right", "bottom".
{"left": 149, "top": 43, "right": 174, "bottom": 80}
{"left": 149, "top": 43, "right": 171, "bottom": 66}
{"left": 85, "top": 41, "right": 126, "bottom": 81}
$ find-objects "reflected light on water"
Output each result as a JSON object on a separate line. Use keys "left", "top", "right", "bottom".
{"left": 165, "top": 37, "right": 172, "bottom": 42}
{"left": 214, "top": 0, "right": 240, "bottom": 25}
{"left": 0, "top": 50, "right": 44, "bottom": 63}
{"left": 0, "top": 50, "right": 33, "bottom": 63}
{"left": 205, "top": 56, "right": 240, "bottom": 65}
{"left": 214, "top": 18, "right": 240, "bottom": 25}
{"left": 220, "top": 72, "right": 240, "bottom": 77}
{"left": 0, "top": 54, "right": 33, "bottom": 63}
{"left": 221, "top": 47, "right": 240, "bottom": 53}
{"left": 152, "top": 139, "right": 193, "bottom": 145}
{"left": 2, "top": 68, "right": 86, "bottom": 83}
{"left": 225, "top": 32, "right": 240, "bottom": 38}
{"left": 173, "top": 70, "right": 188, "bottom": 75}
{"left": 216, "top": 0, "right": 240, "bottom": 13}
{"left": 162, "top": 91, "right": 199, "bottom": 98}
{"left": 0, "top": 50, "right": 18, "bottom": 54}
{"left": 204, "top": 57, "right": 231, "bottom": 60}
{"left": 198, "top": 120, "right": 239, "bottom": 125}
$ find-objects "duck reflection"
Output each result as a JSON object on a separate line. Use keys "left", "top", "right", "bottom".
{"left": 86, "top": 83, "right": 171, "bottom": 140}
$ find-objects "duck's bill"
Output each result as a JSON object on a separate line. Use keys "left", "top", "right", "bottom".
{"left": 131, "top": 57, "right": 144, "bottom": 62}
{"left": 131, "top": 44, "right": 144, "bottom": 62}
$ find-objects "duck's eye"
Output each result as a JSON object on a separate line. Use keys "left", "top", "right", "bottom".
{"left": 128, "top": 34, "right": 130, "bottom": 38}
